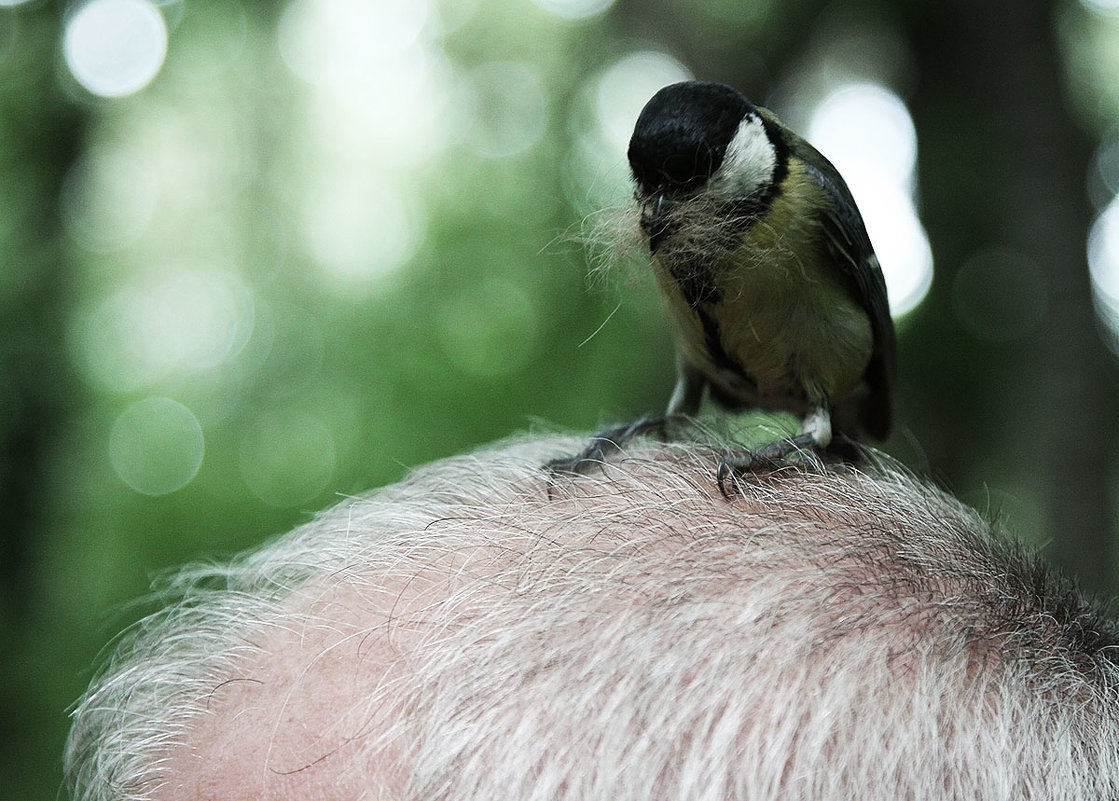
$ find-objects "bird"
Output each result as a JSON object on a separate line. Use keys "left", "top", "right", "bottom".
{"left": 548, "top": 80, "right": 897, "bottom": 491}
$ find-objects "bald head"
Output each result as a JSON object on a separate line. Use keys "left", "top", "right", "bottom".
{"left": 66, "top": 436, "right": 1119, "bottom": 800}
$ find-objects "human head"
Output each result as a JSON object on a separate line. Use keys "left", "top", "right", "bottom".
{"left": 66, "top": 436, "right": 1119, "bottom": 799}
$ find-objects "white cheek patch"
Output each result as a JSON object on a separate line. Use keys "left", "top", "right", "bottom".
{"left": 708, "top": 113, "right": 777, "bottom": 198}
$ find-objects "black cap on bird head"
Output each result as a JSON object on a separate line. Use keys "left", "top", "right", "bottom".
{"left": 627, "top": 81, "right": 754, "bottom": 196}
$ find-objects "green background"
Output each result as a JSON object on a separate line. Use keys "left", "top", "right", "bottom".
{"left": 4, "top": 0, "right": 1119, "bottom": 797}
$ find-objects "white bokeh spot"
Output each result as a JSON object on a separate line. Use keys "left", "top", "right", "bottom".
{"left": 808, "top": 83, "right": 931, "bottom": 316}
{"left": 64, "top": 0, "right": 168, "bottom": 98}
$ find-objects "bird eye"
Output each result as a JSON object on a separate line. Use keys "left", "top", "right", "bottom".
{"left": 653, "top": 146, "right": 717, "bottom": 192}
{"left": 630, "top": 120, "right": 725, "bottom": 196}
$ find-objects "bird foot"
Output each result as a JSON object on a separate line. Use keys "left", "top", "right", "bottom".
{"left": 545, "top": 416, "right": 683, "bottom": 476}
{"left": 715, "top": 433, "right": 817, "bottom": 498}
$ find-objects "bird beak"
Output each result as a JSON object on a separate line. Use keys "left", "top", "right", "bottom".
{"left": 640, "top": 192, "right": 674, "bottom": 254}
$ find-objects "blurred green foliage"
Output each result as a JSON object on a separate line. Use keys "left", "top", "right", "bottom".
{"left": 3, "top": 0, "right": 1119, "bottom": 798}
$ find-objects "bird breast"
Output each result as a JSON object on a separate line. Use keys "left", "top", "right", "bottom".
{"left": 652, "top": 194, "right": 874, "bottom": 407}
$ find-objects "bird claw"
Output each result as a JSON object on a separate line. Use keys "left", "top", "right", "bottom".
{"left": 544, "top": 415, "right": 690, "bottom": 478}
{"left": 544, "top": 417, "right": 666, "bottom": 477}
{"left": 716, "top": 452, "right": 777, "bottom": 499}
{"left": 715, "top": 433, "right": 818, "bottom": 498}
{"left": 544, "top": 437, "right": 617, "bottom": 476}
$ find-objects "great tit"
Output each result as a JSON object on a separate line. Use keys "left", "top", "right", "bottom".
{"left": 550, "top": 80, "right": 897, "bottom": 487}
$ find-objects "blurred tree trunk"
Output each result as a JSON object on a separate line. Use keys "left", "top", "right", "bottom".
{"left": 906, "top": 0, "right": 1118, "bottom": 594}
{"left": 0, "top": 3, "right": 83, "bottom": 619}
{"left": 0, "top": 6, "right": 85, "bottom": 795}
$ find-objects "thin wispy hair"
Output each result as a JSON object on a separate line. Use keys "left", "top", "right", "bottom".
{"left": 65, "top": 435, "right": 1119, "bottom": 800}
{"left": 570, "top": 202, "right": 648, "bottom": 289}
{"left": 578, "top": 191, "right": 803, "bottom": 294}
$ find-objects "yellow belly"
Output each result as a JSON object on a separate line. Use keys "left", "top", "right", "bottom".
{"left": 656, "top": 227, "right": 873, "bottom": 409}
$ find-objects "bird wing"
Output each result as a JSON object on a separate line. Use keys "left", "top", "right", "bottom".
{"left": 789, "top": 134, "right": 898, "bottom": 440}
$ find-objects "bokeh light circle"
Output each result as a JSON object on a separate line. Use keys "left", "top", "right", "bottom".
{"left": 808, "top": 83, "right": 917, "bottom": 190}
{"left": 1079, "top": 0, "right": 1119, "bottom": 16}
{"left": 63, "top": 0, "right": 168, "bottom": 98}
{"left": 109, "top": 397, "right": 205, "bottom": 495}
{"left": 530, "top": 0, "right": 614, "bottom": 20}
{"left": 238, "top": 409, "right": 335, "bottom": 507}
{"left": 76, "top": 268, "right": 255, "bottom": 391}
{"left": 808, "top": 82, "right": 931, "bottom": 316}
{"left": 1087, "top": 197, "right": 1119, "bottom": 348}
{"left": 594, "top": 51, "right": 692, "bottom": 154}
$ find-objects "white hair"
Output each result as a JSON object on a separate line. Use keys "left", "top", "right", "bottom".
{"left": 65, "top": 435, "right": 1119, "bottom": 800}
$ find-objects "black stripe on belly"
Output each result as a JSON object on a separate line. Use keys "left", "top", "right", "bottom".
{"left": 669, "top": 259, "right": 722, "bottom": 308}
{"left": 694, "top": 304, "right": 756, "bottom": 396}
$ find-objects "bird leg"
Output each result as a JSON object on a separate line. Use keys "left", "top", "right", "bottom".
{"left": 547, "top": 357, "right": 704, "bottom": 477}
{"left": 545, "top": 416, "right": 680, "bottom": 475}
{"left": 716, "top": 404, "right": 832, "bottom": 497}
